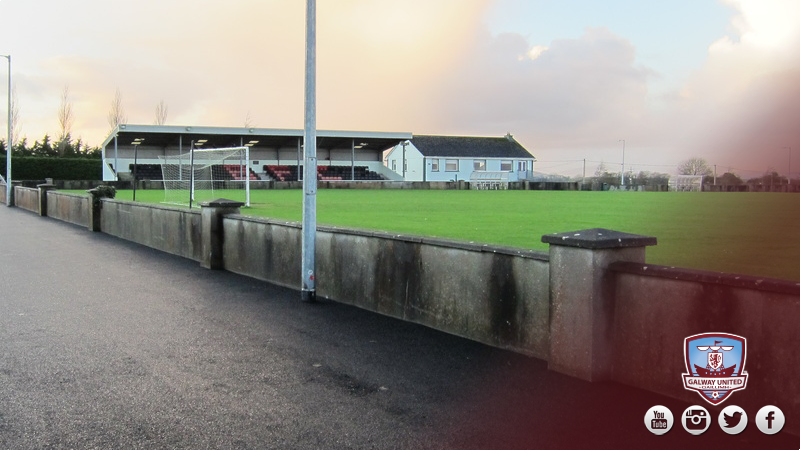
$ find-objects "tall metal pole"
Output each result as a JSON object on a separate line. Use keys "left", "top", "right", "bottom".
{"left": 2, "top": 55, "right": 11, "bottom": 206}
{"left": 301, "top": 0, "right": 318, "bottom": 302}
{"left": 618, "top": 139, "right": 625, "bottom": 187}
{"left": 785, "top": 146, "right": 792, "bottom": 186}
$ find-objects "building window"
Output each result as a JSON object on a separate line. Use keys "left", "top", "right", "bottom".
{"left": 474, "top": 160, "right": 486, "bottom": 171}
{"left": 518, "top": 161, "right": 527, "bottom": 171}
{"left": 431, "top": 159, "right": 439, "bottom": 172}
{"left": 392, "top": 160, "right": 397, "bottom": 171}
{"left": 446, "top": 159, "right": 459, "bottom": 171}
{"left": 501, "top": 160, "right": 512, "bottom": 171}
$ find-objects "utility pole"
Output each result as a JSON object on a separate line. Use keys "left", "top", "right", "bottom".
{"left": 301, "top": 0, "right": 318, "bottom": 302}
{"left": 582, "top": 159, "right": 586, "bottom": 190}
{"left": 2, "top": 54, "right": 10, "bottom": 206}
{"left": 619, "top": 139, "right": 625, "bottom": 187}
{"left": 714, "top": 165, "right": 717, "bottom": 185}
{"left": 785, "top": 147, "right": 792, "bottom": 187}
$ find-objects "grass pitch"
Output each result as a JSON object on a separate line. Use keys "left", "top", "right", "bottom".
{"left": 102, "top": 189, "right": 800, "bottom": 281}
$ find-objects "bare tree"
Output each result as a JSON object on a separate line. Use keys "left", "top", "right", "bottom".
{"left": 56, "top": 85, "right": 75, "bottom": 155}
{"left": 154, "top": 99, "right": 168, "bottom": 125}
{"left": 244, "top": 111, "right": 254, "bottom": 128}
{"left": 58, "top": 85, "right": 74, "bottom": 141}
{"left": 108, "top": 88, "right": 126, "bottom": 131}
{"left": 677, "top": 157, "right": 713, "bottom": 176}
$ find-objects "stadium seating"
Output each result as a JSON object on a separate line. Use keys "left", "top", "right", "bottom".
{"left": 220, "top": 165, "right": 259, "bottom": 181}
{"left": 129, "top": 164, "right": 163, "bottom": 181}
{"left": 263, "top": 165, "right": 385, "bottom": 182}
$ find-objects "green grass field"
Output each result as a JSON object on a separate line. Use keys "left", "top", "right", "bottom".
{"left": 90, "top": 189, "right": 800, "bottom": 281}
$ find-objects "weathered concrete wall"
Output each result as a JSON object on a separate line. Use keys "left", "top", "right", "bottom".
{"left": 221, "top": 216, "right": 551, "bottom": 358}
{"left": 14, "top": 186, "right": 39, "bottom": 213}
{"left": 46, "top": 191, "right": 90, "bottom": 227}
{"left": 610, "top": 262, "right": 800, "bottom": 436}
{"left": 100, "top": 199, "right": 202, "bottom": 261}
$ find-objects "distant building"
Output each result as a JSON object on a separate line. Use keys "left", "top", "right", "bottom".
{"left": 385, "top": 134, "right": 536, "bottom": 182}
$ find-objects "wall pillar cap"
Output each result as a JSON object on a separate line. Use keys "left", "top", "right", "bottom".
{"left": 542, "top": 228, "right": 657, "bottom": 249}
{"left": 200, "top": 199, "right": 245, "bottom": 208}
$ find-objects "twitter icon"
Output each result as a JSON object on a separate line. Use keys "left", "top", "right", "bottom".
{"left": 719, "top": 405, "right": 748, "bottom": 435}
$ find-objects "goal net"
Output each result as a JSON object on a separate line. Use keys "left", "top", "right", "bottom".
{"left": 669, "top": 175, "right": 704, "bottom": 192}
{"left": 159, "top": 146, "right": 251, "bottom": 207}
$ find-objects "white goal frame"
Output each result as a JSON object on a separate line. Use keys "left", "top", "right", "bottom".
{"left": 159, "top": 146, "right": 251, "bottom": 207}
{"left": 669, "top": 175, "right": 704, "bottom": 192}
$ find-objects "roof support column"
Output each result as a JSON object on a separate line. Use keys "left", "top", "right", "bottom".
{"left": 114, "top": 135, "right": 119, "bottom": 181}
{"left": 351, "top": 139, "right": 355, "bottom": 181}
{"left": 297, "top": 138, "right": 302, "bottom": 180}
{"left": 301, "top": 0, "right": 318, "bottom": 302}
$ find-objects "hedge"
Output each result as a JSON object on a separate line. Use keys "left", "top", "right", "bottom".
{"left": 0, "top": 156, "right": 102, "bottom": 180}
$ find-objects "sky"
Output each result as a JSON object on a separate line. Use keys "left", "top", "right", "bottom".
{"left": 1, "top": 0, "right": 799, "bottom": 178}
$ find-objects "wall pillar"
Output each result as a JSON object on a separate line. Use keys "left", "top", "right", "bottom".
{"left": 200, "top": 199, "right": 244, "bottom": 270}
{"left": 37, "top": 184, "right": 56, "bottom": 217}
{"left": 543, "top": 228, "right": 657, "bottom": 381}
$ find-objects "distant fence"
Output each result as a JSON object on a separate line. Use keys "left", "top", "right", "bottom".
{"left": 6, "top": 186, "right": 800, "bottom": 437}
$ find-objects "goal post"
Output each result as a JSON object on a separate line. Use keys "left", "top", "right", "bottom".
{"left": 159, "top": 146, "right": 251, "bottom": 207}
{"left": 669, "top": 175, "right": 704, "bottom": 192}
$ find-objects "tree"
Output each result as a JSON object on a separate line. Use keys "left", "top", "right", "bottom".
{"left": 154, "top": 99, "right": 168, "bottom": 125}
{"left": 677, "top": 157, "right": 713, "bottom": 176}
{"left": 57, "top": 85, "right": 74, "bottom": 156}
{"left": 594, "top": 161, "right": 607, "bottom": 177}
{"left": 718, "top": 172, "right": 743, "bottom": 186}
{"left": 108, "top": 88, "right": 126, "bottom": 131}
{"left": 244, "top": 111, "right": 254, "bottom": 128}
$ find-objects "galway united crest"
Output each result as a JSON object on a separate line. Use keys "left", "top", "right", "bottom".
{"left": 682, "top": 333, "right": 748, "bottom": 405}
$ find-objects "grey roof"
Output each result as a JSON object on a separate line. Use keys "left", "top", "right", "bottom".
{"left": 410, "top": 135, "right": 535, "bottom": 159}
{"left": 102, "top": 124, "right": 411, "bottom": 152}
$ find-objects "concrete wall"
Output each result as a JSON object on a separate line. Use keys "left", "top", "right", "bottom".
{"left": 610, "top": 262, "right": 800, "bottom": 435}
{"left": 46, "top": 191, "right": 90, "bottom": 227}
{"left": 221, "top": 216, "right": 551, "bottom": 358}
{"left": 100, "top": 199, "right": 202, "bottom": 262}
{"left": 13, "top": 186, "right": 39, "bottom": 213}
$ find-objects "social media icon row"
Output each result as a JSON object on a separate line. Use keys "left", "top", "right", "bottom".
{"left": 645, "top": 405, "right": 785, "bottom": 435}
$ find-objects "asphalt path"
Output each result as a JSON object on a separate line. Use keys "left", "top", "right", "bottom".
{"left": 1, "top": 206, "right": 798, "bottom": 449}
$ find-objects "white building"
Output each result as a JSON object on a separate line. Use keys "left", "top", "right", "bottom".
{"left": 385, "top": 134, "right": 536, "bottom": 182}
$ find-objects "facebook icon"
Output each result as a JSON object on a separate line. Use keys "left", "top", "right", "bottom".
{"left": 756, "top": 406, "right": 785, "bottom": 435}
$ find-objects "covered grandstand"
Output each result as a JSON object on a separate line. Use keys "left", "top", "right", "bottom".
{"left": 101, "top": 125, "right": 412, "bottom": 183}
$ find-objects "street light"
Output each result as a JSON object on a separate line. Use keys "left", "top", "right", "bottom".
{"left": 785, "top": 146, "right": 792, "bottom": 187}
{"left": 1, "top": 54, "right": 10, "bottom": 206}
{"left": 619, "top": 139, "right": 625, "bottom": 187}
{"left": 301, "top": 0, "right": 317, "bottom": 303}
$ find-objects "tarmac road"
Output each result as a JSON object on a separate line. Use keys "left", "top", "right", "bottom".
{"left": 1, "top": 206, "right": 798, "bottom": 449}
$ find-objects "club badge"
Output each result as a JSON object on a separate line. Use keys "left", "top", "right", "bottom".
{"left": 682, "top": 332, "right": 748, "bottom": 405}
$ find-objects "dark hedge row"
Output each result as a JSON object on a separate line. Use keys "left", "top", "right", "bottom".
{"left": 0, "top": 156, "right": 102, "bottom": 180}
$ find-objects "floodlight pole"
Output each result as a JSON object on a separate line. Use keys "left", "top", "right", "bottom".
{"left": 619, "top": 139, "right": 626, "bottom": 187}
{"left": 301, "top": 0, "right": 318, "bottom": 302}
{"left": 785, "top": 146, "right": 792, "bottom": 186}
{"left": 2, "top": 54, "right": 11, "bottom": 206}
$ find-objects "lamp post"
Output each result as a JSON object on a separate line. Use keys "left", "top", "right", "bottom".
{"left": 1, "top": 54, "right": 10, "bottom": 206}
{"left": 301, "top": 0, "right": 318, "bottom": 302}
{"left": 785, "top": 146, "right": 792, "bottom": 186}
{"left": 619, "top": 139, "right": 625, "bottom": 187}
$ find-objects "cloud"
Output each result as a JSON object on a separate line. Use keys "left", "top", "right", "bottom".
{"left": 676, "top": 0, "right": 800, "bottom": 174}
{"left": 4, "top": 0, "right": 494, "bottom": 145}
{"left": 425, "top": 27, "right": 654, "bottom": 148}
